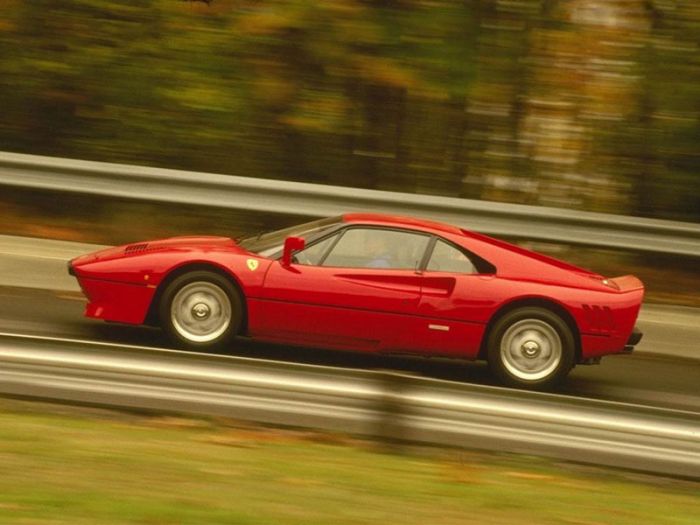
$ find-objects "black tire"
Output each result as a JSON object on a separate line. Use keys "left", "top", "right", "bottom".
{"left": 159, "top": 270, "right": 242, "bottom": 351}
{"left": 486, "top": 307, "right": 575, "bottom": 390}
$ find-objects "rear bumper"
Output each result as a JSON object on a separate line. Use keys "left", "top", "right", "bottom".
{"left": 580, "top": 325, "right": 643, "bottom": 361}
{"left": 623, "top": 326, "right": 643, "bottom": 353}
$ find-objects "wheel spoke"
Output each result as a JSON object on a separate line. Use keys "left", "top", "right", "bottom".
{"left": 500, "top": 318, "right": 562, "bottom": 382}
{"left": 170, "top": 281, "right": 232, "bottom": 343}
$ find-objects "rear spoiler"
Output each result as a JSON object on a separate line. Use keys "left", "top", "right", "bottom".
{"left": 608, "top": 275, "right": 644, "bottom": 293}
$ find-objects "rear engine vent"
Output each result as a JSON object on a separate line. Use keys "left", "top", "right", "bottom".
{"left": 124, "top": 243, "right": 149, "bottom": 255}
{"left": 582, "top": 304, "right": 614, "bottom": 332}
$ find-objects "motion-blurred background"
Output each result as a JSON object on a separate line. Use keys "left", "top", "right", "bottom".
{"left": 0, "top": 4, "right": 699, "bottom": 521}
{"left": 2, "top": 0, "right": 698, "bottom": 216}
{"left": 0, "top": 0, "right": 698, "bottom": 301}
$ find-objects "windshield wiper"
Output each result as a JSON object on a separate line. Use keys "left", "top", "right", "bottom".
{"left": 236, "top": 229, "right": 272, "bottom": 245}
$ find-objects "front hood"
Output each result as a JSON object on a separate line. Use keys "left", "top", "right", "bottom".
{"left": 72, "top": 236, "right": 238, "bottom": 265}
{"left": 124, "top": 236, "right": 236, "bottom": 253}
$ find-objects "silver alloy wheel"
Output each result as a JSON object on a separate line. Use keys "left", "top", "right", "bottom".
{"left": 500, "top": 318, "right": 562, "bottom": 381}
{"left": 170, "top": 281, "right": 232, "bottom": 343}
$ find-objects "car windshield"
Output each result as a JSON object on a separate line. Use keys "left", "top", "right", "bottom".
{"left": 238, "top": 216, "right": 342, "bottom": 257}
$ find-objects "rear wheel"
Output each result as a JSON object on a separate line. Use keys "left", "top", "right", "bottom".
{"left": 487, "top": 307, "right": 575, "bottom": 390}
{"left": 159, "top": 271, "right": 242, "bottom": 351}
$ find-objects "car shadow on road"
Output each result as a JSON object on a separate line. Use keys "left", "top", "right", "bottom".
{"left": 86, "top": 321, "right": 497, "bottom": 386}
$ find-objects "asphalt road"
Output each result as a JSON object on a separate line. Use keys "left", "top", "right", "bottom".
{"left": 1, "top": 285, "right": 698, "bottom": 413}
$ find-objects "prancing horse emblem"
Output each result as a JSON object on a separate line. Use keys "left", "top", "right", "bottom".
{"left": 246, "top": 258, "right": 259, "bottom": 271}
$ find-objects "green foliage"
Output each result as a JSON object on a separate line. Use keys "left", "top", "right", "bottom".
{"left": 0, "top": 0, "right": 697, "bottom": 220}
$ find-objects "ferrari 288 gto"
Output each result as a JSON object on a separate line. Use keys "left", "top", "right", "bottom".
{"left": 69, "top": 214, "right": 644, "bottom": 389}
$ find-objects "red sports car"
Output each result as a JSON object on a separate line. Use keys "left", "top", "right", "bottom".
{"left": 69, "top": 214, "right": 644, "bottom": 389}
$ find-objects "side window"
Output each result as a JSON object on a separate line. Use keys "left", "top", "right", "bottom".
{"left": 322, "top": 228, "right": 430, "bottom": 270}
{"left": 295, "top": 234, "right": 338, "bottom": 266}
{"left": 427, "top": 240, "right": 476, "bottom": 274}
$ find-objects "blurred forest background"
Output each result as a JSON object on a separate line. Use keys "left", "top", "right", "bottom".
{"left": 0, "top": 0, "right": 698, "bottom": 222}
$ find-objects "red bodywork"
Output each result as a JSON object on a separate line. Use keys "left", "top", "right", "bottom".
{"left": 70, "top": 214, "right": 644, "bottom": 362}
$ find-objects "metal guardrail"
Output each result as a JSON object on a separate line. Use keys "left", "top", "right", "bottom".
{"left": 1, "top": 332, "right": 698, "bottom": 478}
{"left": 1, "top": 151, "right": 699, "bottom": 257}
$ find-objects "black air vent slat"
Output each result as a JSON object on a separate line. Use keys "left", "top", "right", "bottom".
{"left": 124, "top": 243, "right": 149, "bottom": 255}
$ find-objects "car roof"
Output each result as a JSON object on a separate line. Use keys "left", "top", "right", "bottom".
{"left": 342, "top": 213, "right": 465, "bottom": 237}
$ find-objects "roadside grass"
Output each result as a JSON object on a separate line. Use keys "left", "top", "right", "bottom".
{"left": 0, "top": 399, "right": 698, "bottom": 525}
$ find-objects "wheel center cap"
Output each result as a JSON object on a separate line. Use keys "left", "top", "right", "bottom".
{"left": 192, "top": 303, "right": 211, "bottom": 320}
{"left": 522, "top": 341, "right": 540, "bottom": 358}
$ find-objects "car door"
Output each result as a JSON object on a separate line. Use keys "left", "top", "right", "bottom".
{"left": 252, "top": 227, "right": 431, "bottom": 352}
{"left": 416, "top": 238, "right": 495, "bottom": 358}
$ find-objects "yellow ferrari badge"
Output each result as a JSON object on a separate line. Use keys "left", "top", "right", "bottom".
{"left": 246, "top": 258, "right": 259, "bottom": 271}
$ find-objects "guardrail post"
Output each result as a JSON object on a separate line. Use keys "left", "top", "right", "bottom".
{"left": 374, "top": 371, "right": 409, "bottom": 453}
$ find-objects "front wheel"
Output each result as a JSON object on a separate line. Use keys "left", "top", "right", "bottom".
{"left": 159, "top": 271, "right": 242, "bottom": 351}
{"left": 487, "top": 307, "right": 575, "bottom": 390}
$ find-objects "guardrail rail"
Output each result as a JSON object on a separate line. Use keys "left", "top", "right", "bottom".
{"left": 1, "top": 332, "right": 698, "bottom": 479}
{"left": 1, "top": 151, "right": 699, "bottom": 256}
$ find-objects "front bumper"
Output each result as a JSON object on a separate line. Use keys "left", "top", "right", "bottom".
{"left": 68, "top": 261, "right": 153, "bottom": 325}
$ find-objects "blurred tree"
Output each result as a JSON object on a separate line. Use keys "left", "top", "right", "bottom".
{"left": 0, "top": 0, "right": 697, "bottom": 221}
